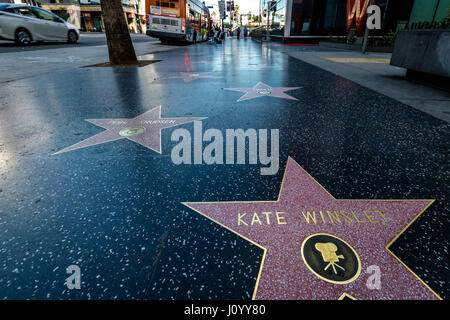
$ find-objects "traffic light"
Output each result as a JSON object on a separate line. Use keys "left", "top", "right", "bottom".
{"left": 263, "top": 9, "right": 267, "bottom": 18}
{"left": 269, "top": 1, "right": 277, "bottom": 12}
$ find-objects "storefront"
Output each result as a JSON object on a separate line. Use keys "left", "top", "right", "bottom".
{"left": 282, "top": 0, "right": 348, "bottom": 37}
{"left": 279, "top": 0, "right": 449, "bottom": 39}
{"left": 81, "top": 11, "right": 104, "bottom": 32}
{"left": 37, "top": 1, "right": 145, "bottom": 33}
{"left": 39, "top": 3, "right": 82, "bottom": 30}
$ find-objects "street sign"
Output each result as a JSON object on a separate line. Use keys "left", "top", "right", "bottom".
{"left": 219, "top": 0, "right": 225, "bottom": 14}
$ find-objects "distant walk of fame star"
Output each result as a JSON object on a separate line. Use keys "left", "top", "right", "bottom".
{"left": 183, "top": 157, "right": 440, "bottom": 300}
{"left": 191, "top": 60, "right": 213, "bottom": 65}
{"left": 246, "top": 64, "right": 275, "bottom": 71}
{"left": 164, "top": 72, "right": 222, "bottom": 83}
{"left": 225, "top": 82, "right": 301, "bottom": 102}
{"left": 54, "top": 106, "right": 205, "bottom": 155}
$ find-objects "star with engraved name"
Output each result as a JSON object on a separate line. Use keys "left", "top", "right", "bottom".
{"left": 164, "top": 72, "right": 222, "bottom": 83}
{"left": 54, "top": 106, "right": 205, "bottom": 155}
{"left": 224, "top": 82, "right": 301, "bottom": 102}
{"left": 183, "top": 157, "right": 440, "bottom": 300}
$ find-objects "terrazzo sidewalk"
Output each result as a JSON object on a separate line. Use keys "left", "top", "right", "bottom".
{"left": 0, "top": 38, "right": 448, "bottom": 300}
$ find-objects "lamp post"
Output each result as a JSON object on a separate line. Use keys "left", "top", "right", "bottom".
{"left": 259, "top": 0, "right": 262, "bottom": 26}
{"left": 266, "top": 1, "right": 271, "bottom": 41}
{"left": 362, "top": 0, "right": 375, "bottom": 54}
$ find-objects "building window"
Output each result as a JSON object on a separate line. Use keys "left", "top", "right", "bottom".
{"left": 289, "top": 0, "right": 347, "bottom": 36}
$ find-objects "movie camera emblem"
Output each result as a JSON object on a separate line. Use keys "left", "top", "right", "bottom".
{"left": 301, "top": 233, "right": 361, "bottom": 284}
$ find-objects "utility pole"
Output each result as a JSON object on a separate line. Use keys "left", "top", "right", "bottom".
{"left": 259, "top": 0, "right": 262, "bottom": 26}
{"left": 266, "top": 1, "right": 271, "bottom": 41}
{"left": 218, "top": 0, "right": 225, "bottom": 32}
{"left": 362, "top": 0, "right": 375, "bottom": 54}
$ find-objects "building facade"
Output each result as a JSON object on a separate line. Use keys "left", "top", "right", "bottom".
{"left": 276, "top": 0, "right": 449, "bottom": 38}
{"left": 1, "top": 0, "right": 147, "bottom": 33}
{"left": 408, "top": 0, "right": 450, "bottom": 27}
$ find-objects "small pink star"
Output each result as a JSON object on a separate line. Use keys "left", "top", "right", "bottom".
{"left": 164, "top": 72, "right": 222, "bottom": 83}
{"left": 54, "top": 106, "right": 205, "bottom": 155}
{"left": 246, "top": 65, "right": 275, "bottom": 71}
{"left": 225, "top": 82, "right": 301, "bottom": 102}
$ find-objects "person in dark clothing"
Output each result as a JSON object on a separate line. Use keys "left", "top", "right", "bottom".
{"left": 237, "top": 27, "right": 241, "bottom": 39}
{"left": 213, "top": 26, "right": 221, "bottom": 43}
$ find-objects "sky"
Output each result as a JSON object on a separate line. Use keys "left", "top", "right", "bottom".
{"left": 235, "top": 0, "right": 261, "bottom": 15}
{"left": 206, "top": 0, "right": 261, "bottom": 16}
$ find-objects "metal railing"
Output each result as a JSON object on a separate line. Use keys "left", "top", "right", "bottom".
{"left": 250, "top": 26, "right": 268, "bottom": 43}
{"left": 251, "top": 25, "right": 285, "bottom": 43}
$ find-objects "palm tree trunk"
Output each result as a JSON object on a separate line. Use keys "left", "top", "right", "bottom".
{"left": 100, "top": 0, "right": 138, "bottom": 65}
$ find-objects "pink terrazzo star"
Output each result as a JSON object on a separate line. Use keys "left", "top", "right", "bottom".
{"left": 245, "top": 65, "right": 275, "bottom": 71}
{"left": 183, "top": 157, "right": 440, "bottom": 300}
{"left": 164, "top": 72, "right": 222, "bottom": 83}
{"left": 224, "top": 82, "right": 301, "bottom": 102}
{"left": 54, "top": 106, "right": 205, "bottom": 155}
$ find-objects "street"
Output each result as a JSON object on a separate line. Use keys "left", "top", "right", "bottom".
{"left": 0, "top": 36, "right": 448, "bottom": 300}
{"left": 0, "top": 33, "right": 175, "bottom": 83}
{"left": 0, "top": 32, "right": 157, "bottom": 53}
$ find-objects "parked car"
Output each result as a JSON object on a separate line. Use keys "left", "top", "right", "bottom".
{"left": 0, "top": 4, "right": 80, "bottom": 45}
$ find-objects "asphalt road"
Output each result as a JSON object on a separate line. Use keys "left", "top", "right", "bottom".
{"left": 0, "top": 32, "right": 159, "bottom": 53}
{"left": 0, "top": 32, "right": 175, "bottom": 83}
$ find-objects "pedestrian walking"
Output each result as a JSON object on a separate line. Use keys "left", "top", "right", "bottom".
{"left": 213, "top": 26, "right": 224, "bottom": 44}
{"left": 237, "top": 27, "right": 241, "bottom": 40}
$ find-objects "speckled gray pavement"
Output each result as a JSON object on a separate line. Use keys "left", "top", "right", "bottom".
{"left": 265, "top": 43, "right": 450, "bottom": 123}
{"left": 0, "top": 38, "right": 448, "bottom": 300}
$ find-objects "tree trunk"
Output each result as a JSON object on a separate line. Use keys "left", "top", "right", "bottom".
{"left": 100, "top": 0, "right": 138, "bottom": 65}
